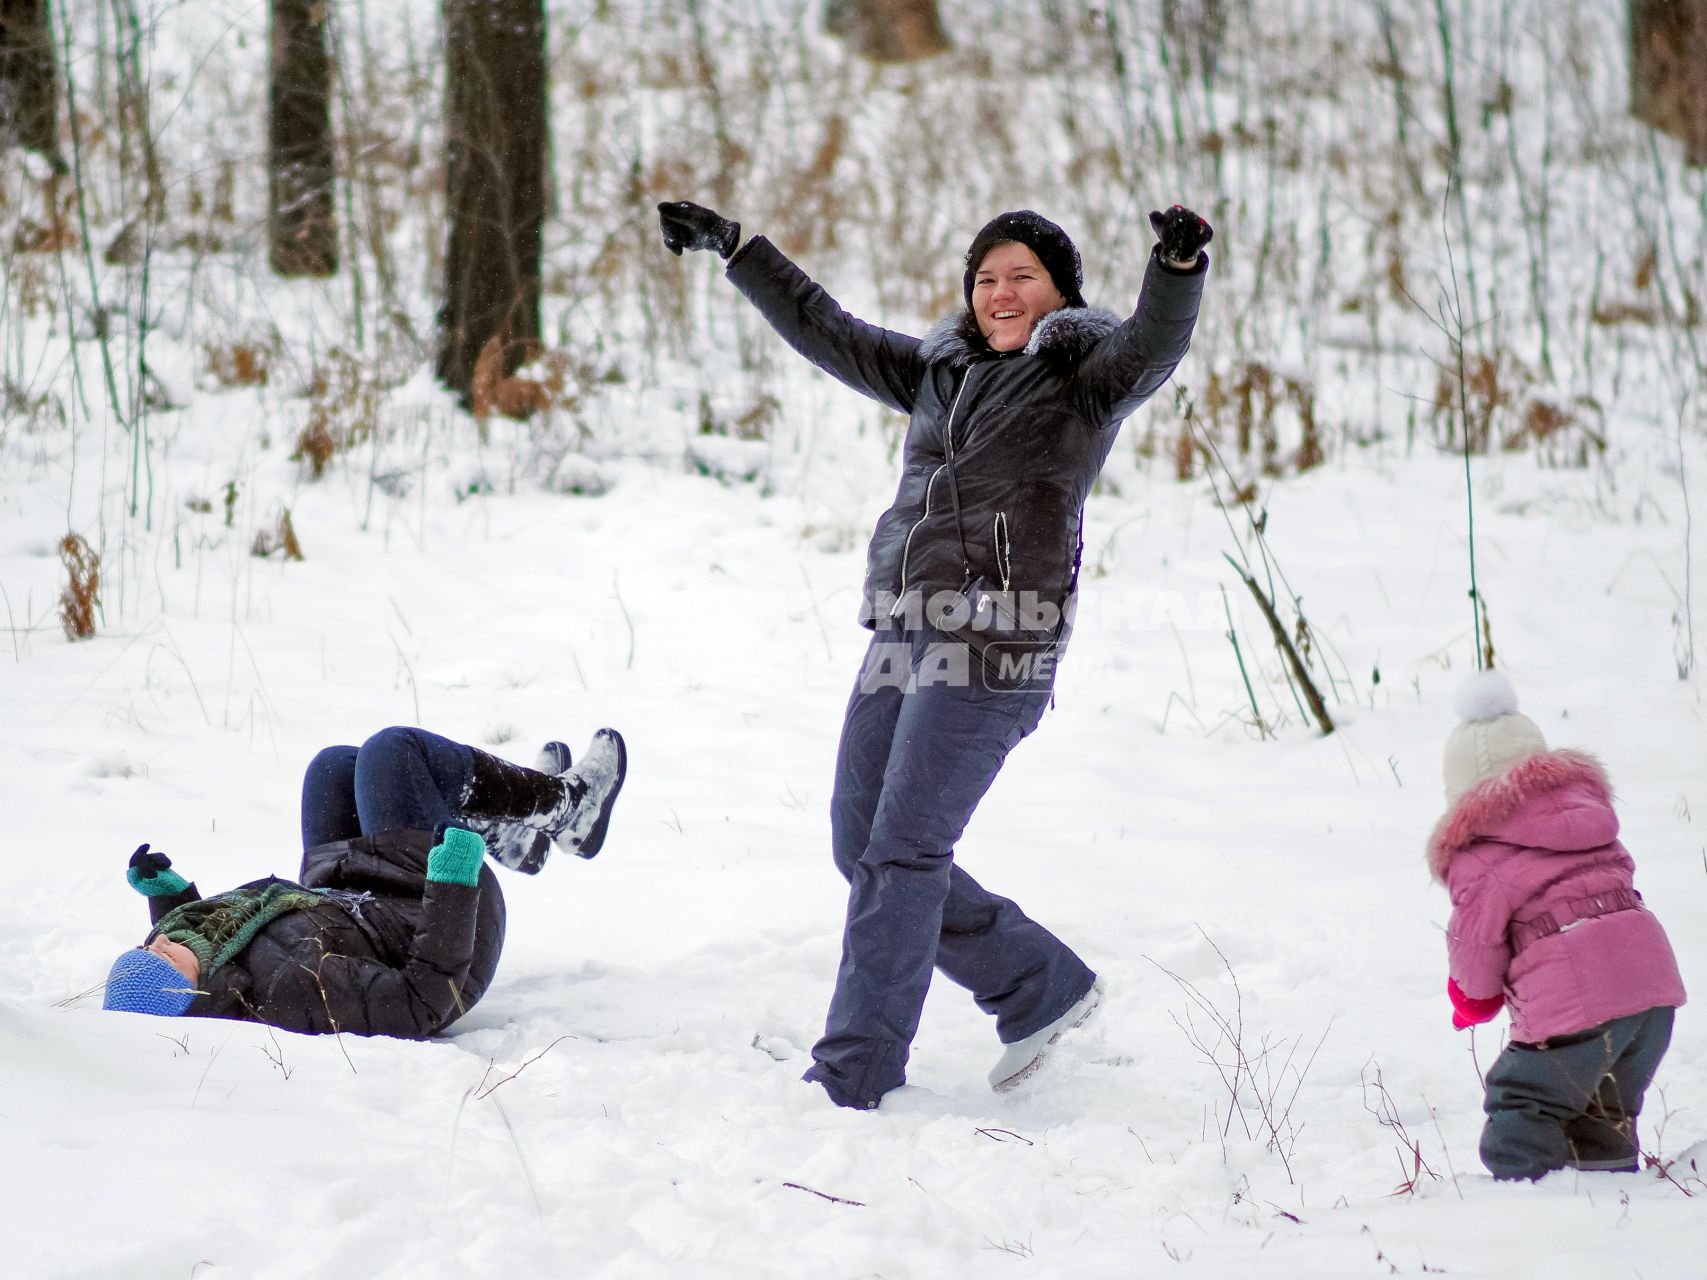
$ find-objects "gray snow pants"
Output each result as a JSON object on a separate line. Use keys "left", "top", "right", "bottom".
{"left": 1480, "top": 1005, "right": 1676, "bottom": 1180}
{"left": 803, "top": 624, "right": 1097, "bottom": 1110}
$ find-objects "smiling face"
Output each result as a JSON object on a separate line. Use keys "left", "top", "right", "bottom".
{"left": 971, "top": 241, "right": 1068, "bottom": 352}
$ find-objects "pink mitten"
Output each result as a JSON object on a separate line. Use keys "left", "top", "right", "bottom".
{"left": 1447, "top": 976, "right": 1505, "bottom": 1030}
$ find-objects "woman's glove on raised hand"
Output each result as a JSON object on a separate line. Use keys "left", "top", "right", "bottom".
{"left": 1149, "top": 205, "right": 1213, "bottom": 266}
{"left": 658, "top": 201, "right": 741, "bottom": 260}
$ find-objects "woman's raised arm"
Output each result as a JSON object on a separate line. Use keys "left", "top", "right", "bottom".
{"left": 1074, "top": 206, "right": 1212, "bottom": 428}
{"left": 660, "top": 201, "right": 925, "bottom": 414}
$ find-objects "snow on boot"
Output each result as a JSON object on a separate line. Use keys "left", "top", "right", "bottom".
{"left": 988, "top": 979, "right": 1104, "bottom": 1093}
{"left": 459, "top": 732, "right": 626, "bottom": 870}
{"left": 459, "top": 748, "right": 573, "bottom": 875}
{"left": 536, "top": 741, "right": 572, "bottom": 775}
{"left": 561, "top": 728, "right": 626, "bottom": 859}
{"left": 465, "top": 820, "right": 552, "bottom": 875}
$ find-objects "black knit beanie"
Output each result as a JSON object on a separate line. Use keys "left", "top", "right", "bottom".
{"left": 962, "top": 210, "right": 1086, "bottom": 310}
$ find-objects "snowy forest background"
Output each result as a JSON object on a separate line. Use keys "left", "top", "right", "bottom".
{"left": 2, "top": 1, "right": 1705, "bottom": 1276}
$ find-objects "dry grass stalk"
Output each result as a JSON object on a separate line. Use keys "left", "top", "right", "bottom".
{"left": 1476, "top": 589, "right": 1496, "bottom": 670}
{"left": 1174, "top": 422, "right": 1197, "bottom": 481}
{"left": 471, "top": 327, "right": 549, "bottom": 421}
{"left": 1201, "top": 363, "right": 1322, "bottom": 477}
{"left": 293, "top": 349, "right": 378, "bottom": 477}
{"left": 1360, "top": 1060, "right": 1444, "bottom": 1197}
{"left": 58, "top": 532, "right": 100, "bottom": 640}
{"left": 825, "top": 0, "right": 950, "bottom": 64}
{"left": 1149, "top": 928, "right": 1330, "bottom": 1185}
{"left": 13, "top": 175, "right": 76, "bottom": 253}
{"left": 1224, "top": 551, "right": 1334, "bottom": 735}
{"left": 251, "top": 508, "right": 305, "bottom": 561}
{"left": 293, "top": 416, "right": 338, "bottom": 477}
{"left": 1433, "top": 351, "right": 1527, "bottom": 454}
{"left": 697, "top": 390, "right": 779, "bottom": 441}
{"left": 205, "top": 342, "right": 271, "bottom": 389}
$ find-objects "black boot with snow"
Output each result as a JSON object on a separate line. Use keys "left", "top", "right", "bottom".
{"left": 460, "top": 750, "right": 561, "bottom": 874}
{"left": 460, "top": 731, "right": 626, "bottom": 873}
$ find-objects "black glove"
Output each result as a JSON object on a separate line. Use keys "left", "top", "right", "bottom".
{"left": 129, "top": 842, "right": 173, "bottom": 879}
{"left": 658, "top": 201, "right": 741, "bottom": 260}
{"left": 126, "top": 841, "right": 191, "bottom": 897}
{"left": 1149, "top": 205, "right": 1213, "bottom": 266}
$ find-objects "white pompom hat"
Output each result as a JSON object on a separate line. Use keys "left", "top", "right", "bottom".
{"left": 1441, "top": 669, "right": 1548, "bottom": 801}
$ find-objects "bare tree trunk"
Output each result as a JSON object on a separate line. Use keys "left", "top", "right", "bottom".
{"left": 437, "top": 0, "right": 547, "bottom": 404}
{"left": 269, "top": 0, "right": 338, "bottom": 277}
{"left": 0, "top": 0, "right": 61, "bottom": 164}
{"left": 1631, "top": 0, "right": 1707, "bottom": 165}
{"left": 824, "top": 0, "right": 951, "bottom": 65}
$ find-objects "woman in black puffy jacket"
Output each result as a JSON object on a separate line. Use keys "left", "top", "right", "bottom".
{"left": 99, "top": 724, "right": 626, "bottom": 1038}
{"left": 660, "top": 200, "right": 1210, "bottom": 1108}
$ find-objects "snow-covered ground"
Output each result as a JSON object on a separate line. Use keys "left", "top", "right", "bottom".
{"left": 5, "top": 396, "right": 1703, "bottom": 1278}
{"left": 4, "top": 2, "right": 1705, "bottom": 1276}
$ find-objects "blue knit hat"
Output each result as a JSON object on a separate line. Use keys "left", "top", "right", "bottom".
{"left": 102, "top": 948, "right": 197, "bottom": 1017}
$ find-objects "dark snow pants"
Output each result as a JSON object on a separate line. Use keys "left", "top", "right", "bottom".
{"left": 297, "top": 727, "right": 505, "bottom": 1010}
{"left": 300, "top": 726, "right": 475, "bottom": 850}
{"left": 1480, "top": 1005, "right": 1676, "bottom": 1179}
{"left": 804, "top": 626, "right": 1097, "bottom": 1109}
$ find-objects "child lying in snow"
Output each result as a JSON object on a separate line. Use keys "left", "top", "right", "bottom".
{"left": 97, "top": 725, "right": 626, "bottom": 1038}
{"left": 1427, "top": 671, "right": 1685, "bottom": 1180}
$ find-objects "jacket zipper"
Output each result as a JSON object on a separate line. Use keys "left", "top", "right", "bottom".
{"left": 892, "top": 374, "right": 972, "bottom": 617}
{"left": 892, "top": 465, "right": 946, "bottom": 616}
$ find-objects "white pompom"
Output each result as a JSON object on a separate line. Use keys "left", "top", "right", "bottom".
{"left": 1454, "top": 668, "right": 1519, "bottom": 722}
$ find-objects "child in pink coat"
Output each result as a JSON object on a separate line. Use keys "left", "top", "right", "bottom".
{"left": 1427, "top": 671, "right": 1686, "bottom": 1180}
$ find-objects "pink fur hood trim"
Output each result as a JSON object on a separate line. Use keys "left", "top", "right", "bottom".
{"left": 1425, "top": 749, "right": 1612, "bottom": 882}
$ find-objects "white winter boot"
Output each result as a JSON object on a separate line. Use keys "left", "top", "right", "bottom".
{"left": 988, "top": 979, "right": 1104, "bottom": 1092}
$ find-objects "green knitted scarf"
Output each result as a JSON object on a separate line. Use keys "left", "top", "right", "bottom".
{"left": 154, "top": 881, "right": 331, "bottom": 982}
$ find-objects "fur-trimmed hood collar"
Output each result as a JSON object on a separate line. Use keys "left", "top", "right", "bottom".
{"left": 918, "top": 306, "right": 1121, "bottom": 369}
{"left": 1425, "top": 749, "right": 1614, "bottom": 882}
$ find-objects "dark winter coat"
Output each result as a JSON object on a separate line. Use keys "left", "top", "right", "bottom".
{"left": 725, "top": 237, "right": 1206, "bottom": 632}
{"left": 141, "top": 829, "right": 506, "bottom": 1039}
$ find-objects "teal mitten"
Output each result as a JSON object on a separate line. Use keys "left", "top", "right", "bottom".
{"left": 127, "top": 843, "right": 191, "bottom": 897}
{"left": 426, "top": 826, "right": 486, "bottom": 888}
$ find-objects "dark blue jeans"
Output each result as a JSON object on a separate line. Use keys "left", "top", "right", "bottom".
{"left": 300, "top": 727, "right": 474, "bottom": 851}
{"left": 1481, "top": 1005, "right": 1676, "bottom": 1179}
{"left": 805, "top": 627, "right": 1097, "bottom": 1108}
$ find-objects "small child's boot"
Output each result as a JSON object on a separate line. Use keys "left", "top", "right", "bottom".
{"left": 461, "top": 730, "right": 627, "bottom": 873}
